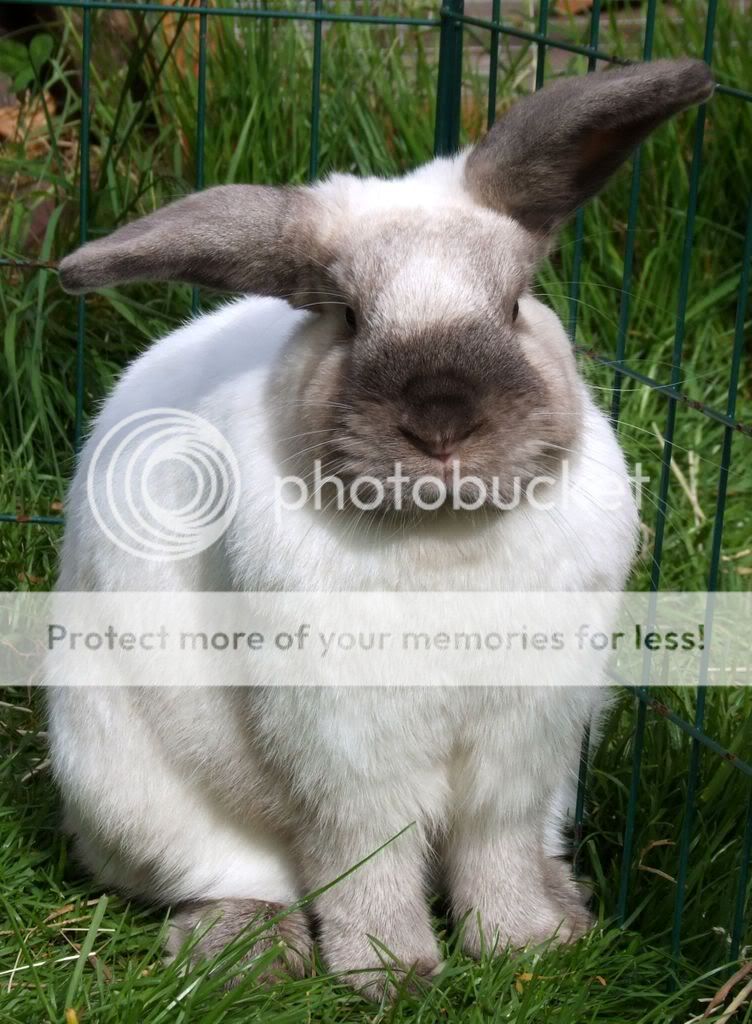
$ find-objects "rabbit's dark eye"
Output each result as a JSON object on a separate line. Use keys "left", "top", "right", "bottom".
{"left": 344, "top": 306, "right": 357, "bottom": 332}
{"left": 512, "top": 300, "right": 520, "bottom": 323}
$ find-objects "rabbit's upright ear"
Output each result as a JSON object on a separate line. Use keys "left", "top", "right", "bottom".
{"left": 464, "top": 58, "right": 713, "bottom": 234}
{"left": 59, "top": 185, "right": 322, "bottom": 299}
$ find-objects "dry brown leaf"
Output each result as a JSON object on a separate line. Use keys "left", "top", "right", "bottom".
{"left": 162, "top": 0, "right": 215, "bottom": 79}
{"left": 0, "top": 92, "right": 56, "bottom": 158}
{"left": 0, "top": 105, "right": 20, "bottom": 138}
{"left": 557, "top": 0, "right": 594, "bottom": 13}
{"left": 638, "top": 838, "right": 677, "bottom": 883}
{"left": 18, "top": 573, "right": 43, "bottom": 585}
{"left": 688, "top": 961, "right": 752, "bottom": 1024}
{"left": 45, "top": 898, "right": 102, "bottom": 923}
{"left": 515, "top": 971, "right": 534, "bottom": 994}
{"left": 723, "top": 548, "right": 751, "bottom": 562}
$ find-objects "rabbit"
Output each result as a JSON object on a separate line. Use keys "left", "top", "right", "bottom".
{"left": 48, "top": 59, "right": 713, "bottom": 998}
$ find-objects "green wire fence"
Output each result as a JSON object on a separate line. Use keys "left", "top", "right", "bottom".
{"left": 1, "top": 0, "right": 750, "bottom": 969}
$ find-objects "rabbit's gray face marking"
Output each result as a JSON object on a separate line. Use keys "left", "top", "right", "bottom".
{"left": 277, "top": 208, "right": 580, "bottom": 510}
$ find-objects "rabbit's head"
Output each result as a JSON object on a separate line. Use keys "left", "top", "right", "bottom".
{"left": 61, "top": 59, "right": 712, "bottom": 509}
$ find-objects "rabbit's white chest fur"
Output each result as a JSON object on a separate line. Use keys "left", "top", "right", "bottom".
{"left": 51, "top": 294, "right": 637, "bottom": 905}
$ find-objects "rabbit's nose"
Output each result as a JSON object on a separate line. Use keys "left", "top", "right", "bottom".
{"left": 399, "top": 374, "right": 481, "bottom": 460}
{"left": 398, "top": 407, "right": 482, "bottom": 462}
{"left": 399, "top": 423, "right": 479, "bottom": 461}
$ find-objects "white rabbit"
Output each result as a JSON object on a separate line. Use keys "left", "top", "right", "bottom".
{"left": 48, "top": 60, "right": 713, "bottom": 997}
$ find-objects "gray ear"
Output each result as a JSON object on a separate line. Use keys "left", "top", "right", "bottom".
{"left": 464, "top": 58, "right": 714, "bottom": 233}
{"left": 58, "top": 185, "right": 322, "bottom": 299}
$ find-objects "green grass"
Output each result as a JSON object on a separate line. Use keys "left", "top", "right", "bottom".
{"left": 1, "top": 1, "right": 751, "bottom": 1020}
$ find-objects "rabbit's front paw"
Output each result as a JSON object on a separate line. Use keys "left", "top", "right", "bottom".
{"left": 167, "top": 897, "right": 312, "bottom": 986}
{"left": 458, "top": 858, "right": 594, "bottom": 957}
{"left": 320, "top": 922, "right": 443, "bottom": 1001}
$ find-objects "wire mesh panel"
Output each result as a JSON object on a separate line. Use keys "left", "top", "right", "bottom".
{"left": 1, "top": 0, "right": 750, "bottom": 968}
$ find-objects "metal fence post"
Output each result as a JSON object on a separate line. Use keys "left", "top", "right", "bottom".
{"left": 434, "top": 0, "right": 464, "bottom": 156}
{"left": 73, "top": 4, "right": 92, "bottom": 453}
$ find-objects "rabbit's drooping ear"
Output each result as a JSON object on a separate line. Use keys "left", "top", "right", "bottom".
{"left": 59, "top": 185, "right": 321, "bottom": 298}
{"left": 464, "top": 58, "right": 714, "bottom": 234}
